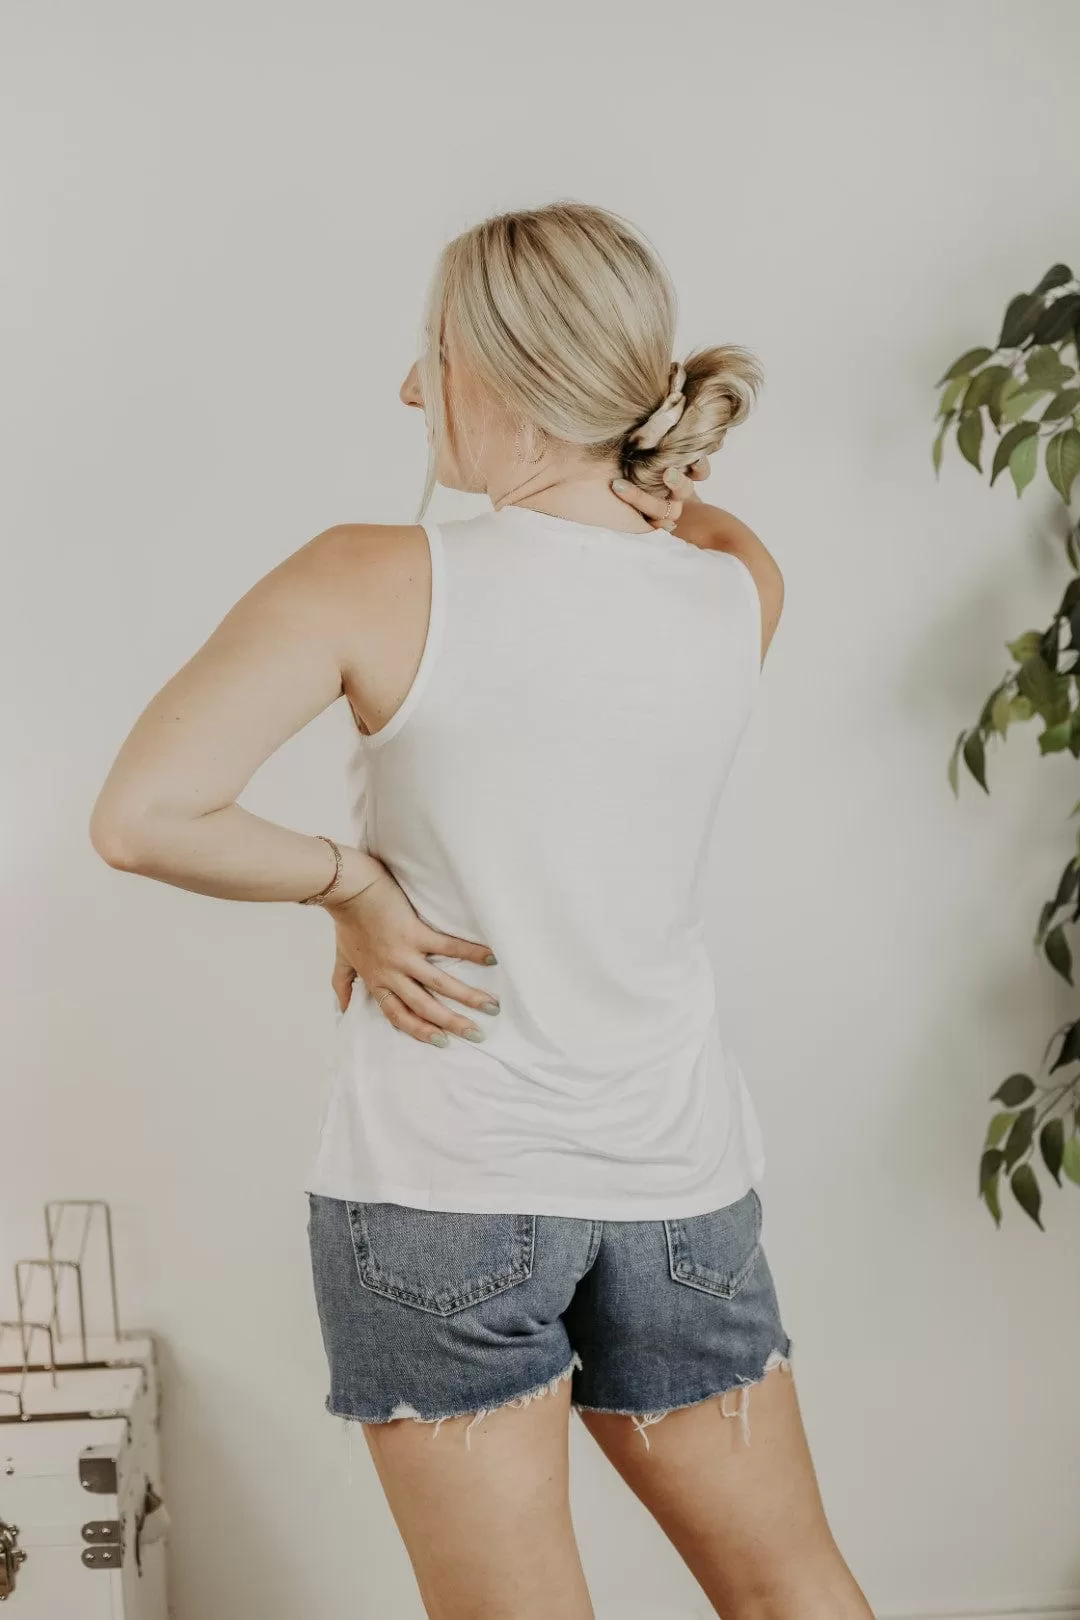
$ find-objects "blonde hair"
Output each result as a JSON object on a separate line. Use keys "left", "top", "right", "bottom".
{"left": 415, "top": 200, "right": 763, "bottom": 519}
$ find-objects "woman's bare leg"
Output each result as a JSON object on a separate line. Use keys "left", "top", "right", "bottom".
{"left": 362, "top": 1376, "right": 594, "bottom": 1620}
{"left": 577, "top": 1362, "right": 874, "bottom": 1619}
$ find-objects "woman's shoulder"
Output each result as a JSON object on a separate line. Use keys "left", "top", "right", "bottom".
{"left": 278, "top": 524, "right": 432, "bottom": 646}
{"left": 311, "top": 521, "right": 428, "bottom": 569}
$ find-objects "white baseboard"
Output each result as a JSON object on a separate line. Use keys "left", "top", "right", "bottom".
{"left": 879, "top": 1599, "right": 1080, "bottom": 1620}
{"left": 597, "top": 1600, "right": 1080, "bottom": 1620}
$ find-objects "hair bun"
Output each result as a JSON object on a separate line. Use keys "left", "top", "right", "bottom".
{"left": 620, "top": 344, "right": 763, "bottom": 497}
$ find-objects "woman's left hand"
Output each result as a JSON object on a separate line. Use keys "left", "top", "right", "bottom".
{"left": 611, "top": 456, "right": 711, "bottom": 532}
{"left": 327, "top": 868, "right": 500, "bottom": 1044}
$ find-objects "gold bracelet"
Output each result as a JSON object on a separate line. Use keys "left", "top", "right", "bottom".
{"left": 298, "top": 835, "right": 344, "bottom": 905}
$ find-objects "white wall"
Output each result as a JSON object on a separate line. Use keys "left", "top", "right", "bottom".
{"left": 3, "top": 2, "right": 1080, "bottom": 1616}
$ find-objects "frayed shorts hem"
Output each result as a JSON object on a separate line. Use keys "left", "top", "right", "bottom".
{"left": 325, "top": 1350, "right": 583, "bottom": 1437}
{"left": 571, "top": 1342, "right": 794, "bottom": 1449}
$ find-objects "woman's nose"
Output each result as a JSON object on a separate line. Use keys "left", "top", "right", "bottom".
{"left": 400, "top": 361, "right": 424, "bottom": 409}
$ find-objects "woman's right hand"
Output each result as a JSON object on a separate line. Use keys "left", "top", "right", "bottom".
{"left": 612, "top": 456, "right": 711, "bottom": 532}
{"left": 327, "top": 868, "right": 500, "bottom": 1046}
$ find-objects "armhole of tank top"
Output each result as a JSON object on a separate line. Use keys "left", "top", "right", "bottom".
{"left": 718, "top": 550, "right": 762, "bottom": 689}
{"left": 358, "top": 520, "right": 446, "bottom": 750}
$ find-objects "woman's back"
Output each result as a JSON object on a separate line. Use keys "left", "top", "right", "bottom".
{"left": 310, "top": 504, "right": 767, "bottom": 1218}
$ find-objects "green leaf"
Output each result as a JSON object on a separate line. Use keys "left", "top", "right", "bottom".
{"left": 1051, "top": 1021, "right": 1080, "bottom": 1071}
{"left": 979, "top": 685, "right": 1003, "bottom": 731}
{"left": 1039, "top": 1117, "right": 1065, "bottom": 1184}
{"left": 1009, "top": 1162, "right": 1044, "bottom": 1228}
{"left": 991, "top": 421, "right": 1039, "bottom": 486}
{"left": 1037, "top": 898, "right": 1058, "bottom": 944}
{"left": 1034, "top": 291, "right": 1080, "bottom": 345}
{"left": 985, "top": 1110, "right": 1015, "bottom": 1148}
{"left": 956, "top": 411, "right": 984, "bottom": 470}
{"left": 1054, "top": 861, "right": 1080, "bottom": 911}
{"left": 1067, "top": 524, "right": 1080, "bottom": 572}
{"left": 1000, "top": 388, "right": 1050, "bottom": 426}
{"left": 937, "top": 347, "right": 993, "bottom": 385}
{"left": 962, "top": 730, "right": 988, "bottom": 791}
{"left": 1018, "top": 654, "right": 1065, "bottom": 714}
{"left": 1039, "top": 719, "right": 1073, "bottom": 753}
{"left": 981, "top": 1173, "right": 1002, "bottom": 1225}
{"left": 1040, "top": 620, "right": 1065, "bottom": 673}
{"left": 1009, "top": 432, "right": 1039, "bottom": 495}
{"left": 1032, "top": 264, "right": 1075, "bottom": 297}
{"left": 1042, "top": 387, "right": 1080, "bottom": 422}
{"left": 1044, "top": 924, "right": 1074, "bottom": 984}
{"left": 1062, "top": 1135, "right": 1080, "bottom": 1185}
{"left": 963, "top": 366, "right": 1010, "bottom": 412}
{"left": 999, "top": 293, "right": 1041, "bottom": 348}
{"left": 1049, "top": 1020, "right": 1080, "bottom": 1068}
{"left": 989, "top": 689, "right": 1014, "bottom": 735}
{"left": 970, "top": 366, "right": 1013, "bottom": 430}
{"left": 1045, "top": 428, "right": 1080, "bottom": 504}
{"left": 998, "top": 374, "right": 1024, "bottom": 409}
{"left": 932, "top": 414, "right": 953, "bottom": 476}
{"left": 1025, "top": 345, "right": 1074, "bottom": 389}
{"left": 1010, "top": 694, "right": 1035, "bottom": 722}
{"left": 991, "top": 1072, "right": 1036, "bottom": 1106}
{"left": 939, "top": 376, "right": 968, "bottom": 415}
{"left": 948, "top": 731, "right": 965, "bottom": 796}
{"left": 1003, "top": 1105, "right": 1035, "bottom": 1169}
{"left": 979, "top": 1145, "right": 1005, "bottom": 1190}
{"left": 1007, "top": 629, "right": 1043, "bottom": 663}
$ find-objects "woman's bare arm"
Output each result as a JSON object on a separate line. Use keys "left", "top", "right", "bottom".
{"left": 676, "top": 502, "right": 785, "bottom": 663}
{"left": 89, "top": 525, "right": 385, "bottom": 904}
{"left": 612, "top": 470, "right": 784, "bottom": 664}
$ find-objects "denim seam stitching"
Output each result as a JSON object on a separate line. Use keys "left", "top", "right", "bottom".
{"left": 663, "top": 1188, "right": 763, "bottom": 1300}
{"left": 346, "top": 1206, "right": 537, "bottom": 1317}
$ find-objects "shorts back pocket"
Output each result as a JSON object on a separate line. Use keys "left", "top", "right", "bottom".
{"left": 347, "top": 1202, "right": 536, "bottom": 1316}
{"left": 664, "top": 1186, "right": 763, "bottom": 1300}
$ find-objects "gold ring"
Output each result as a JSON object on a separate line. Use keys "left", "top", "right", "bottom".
{"left": 374, "top": 987, "right": 392, "bottom": 1007}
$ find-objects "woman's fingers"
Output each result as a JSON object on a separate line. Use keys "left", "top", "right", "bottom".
{"left": 423, "top": 927, "right": 498, "bottom": 967}
{"left": 416, "top": 959, "right": 501, "bottom": 1018}
{"left": 662, "top": 465, "right": 698, "bottom": 502}
{"left": 370, "top": 985, "right": 453, "bottom": 1047}
{"left": 611, "top": 478, "right": 680, "bottom": 530}
{"left": 389, "top": 974, "right": 488, "bottom": 1044}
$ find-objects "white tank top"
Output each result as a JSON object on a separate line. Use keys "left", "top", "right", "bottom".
{"left": 309, "top": 504, "right": 767, "bottom": 1219}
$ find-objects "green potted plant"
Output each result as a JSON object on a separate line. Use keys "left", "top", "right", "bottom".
{"left": 935, "top": 262, "right": 1080, "bottom": 1230}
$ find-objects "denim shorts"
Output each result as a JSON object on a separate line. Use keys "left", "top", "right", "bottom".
{"left": 307, "top": 1185, "right": 793, "bottom": 1450}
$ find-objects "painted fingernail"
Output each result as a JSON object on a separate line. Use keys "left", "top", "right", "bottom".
{"left": 612, "top": 478, "right": 631, "bottom": 493}
{"left": 430, "top": 1032, "right": 449, "bottom": 1047}
{"left": 463, "top": 1028, "right": 486, "bottom": 1042}
{"left": 483, "top": 952, "right": 498, "bottom": 965}
{"left": 663, "top": 467, "right": 678, "bottom": 488}
{"left": 481, "top": 1000, "right": 500, "bottom": 1015}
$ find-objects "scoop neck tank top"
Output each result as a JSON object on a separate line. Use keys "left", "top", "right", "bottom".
{"left": 308, "top": 503, "right": 767, "bottom": 1219}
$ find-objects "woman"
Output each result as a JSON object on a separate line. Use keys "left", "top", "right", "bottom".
{"left": 90, "top": 201, "right": 873, "bottom": 1619}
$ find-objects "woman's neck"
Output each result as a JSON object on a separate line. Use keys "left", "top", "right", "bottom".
{"left": 489, "top": 463, "right": 654, "bottom": 535}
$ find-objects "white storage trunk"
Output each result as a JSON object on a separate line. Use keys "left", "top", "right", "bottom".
{"left": 0, "top": 1334, "right": 168, "bottom": 1617}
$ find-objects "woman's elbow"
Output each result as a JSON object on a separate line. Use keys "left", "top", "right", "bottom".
{"left": 88, "top": 801, "right": 146, "bottom": 870}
